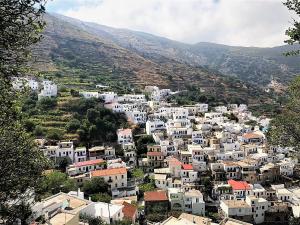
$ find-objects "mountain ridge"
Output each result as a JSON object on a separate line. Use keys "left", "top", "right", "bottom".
{"left": 29, "top": 13, "right": 297, "bottom": 106}
{"left": 52, "top": 14, "right": 299, "bottom": 86}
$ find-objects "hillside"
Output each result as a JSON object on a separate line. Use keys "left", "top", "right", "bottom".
{"left": 54, "top": 14, "right": 300, "bottom": 86}
{"left": 29, "top": 13, "right": 273, "bottom": 106}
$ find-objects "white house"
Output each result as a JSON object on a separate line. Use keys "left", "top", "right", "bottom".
{"left": 74, "top": 147, "right": 87, "bottom": 163}
{"left": 119, "top": 94, "right": 146, "bottom": 103}
{"left": 80, "top": 202, "right": 124, "bottom": 224}
{"left": 67, "top": 159, "right": 105, "bottom": 176}
{"left": 126, "top": 110, "right": 147, "bottom": 124}
{"left": 275, "top": 188, "right": 292, "bottom": 202}
{"left": 12, "top": 77, "right": 39, "bottom": 91}
{"left": 278, "top": 159, "right": 295, "bottom": 177}
{"left": 90, "top": 167, "right": 127, "bottom": 190}
{"left": 181, "top": 164, "right": 198, "bottom": 183}
{"left": 215, "top": 106, "right": 228, "bottom": 113}
{"left": 245, "top": 196, "right": 268, "bottom": 224}
{"left": 80, "top": 91, "right": 99, "bottom": 99}
{"left": 56, "top": 141, "right": 74, "bottom": 162}
{"left": 195, "top": 103, "right": 208, "bottom": 112}
{"left": 191, "top": 131, "right": 207, "bottom": 145}
{"left": 184, "top": 189, "right": 205, "bottom": 216}
{"left": 99, "top": 92, "right": 118, "bottom": 103}
{"left": 117, "top": 129, "right": 133, "bottom": 144}
{"left": 146, "top": 119, "right": 165, "bottom": 135}
{"left": 38, "top": 80, "right": 57, "bottom": 99}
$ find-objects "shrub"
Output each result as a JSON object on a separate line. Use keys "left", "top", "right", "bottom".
{"left": 37, "top": 97, "right": 57, "bottom": 111}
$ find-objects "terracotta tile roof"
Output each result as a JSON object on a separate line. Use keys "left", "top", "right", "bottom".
{"left": 147, "top": 151, "right": 164, "bottom": 156}
{"left": 74, "top": 159, "right": 104, "bottom": 167}
{"left": 91, "top": 167, "right": 127, "bottom": 177}
{"left": 228, "top": 179, "right": 251, "bottom": 191}
{"left": 122, "top": 202, "right": 137, "bottom": 220}
{"left": 118, "top": 128, "right": 132, "bottom": 136}
{"left": 144, "top": 191, "right": 168, "bottom": 202}
{"left": 168, "top": 157, "right": 182, "bottom": 166}
{"left": 243, "top": 133, "right": 262, "bottom": 139}
{"left": 182, "top": 164, "right": 193, "bottom": 170}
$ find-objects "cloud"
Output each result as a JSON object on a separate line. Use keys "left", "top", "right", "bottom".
{"left": 47, "top": 0, "right": 294, "bottom": 47}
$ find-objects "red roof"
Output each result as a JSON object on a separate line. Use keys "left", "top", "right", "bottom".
{"left": 144, "top": 191, "right": 168, "bottom": 202}
{"left": 91, "top": 167, "right": 127, "bottom": 177}
{"left": 147, "top": 151, "right": 164, "bottom": 156}
{"left": 74, "top": 159, "right": 104, "bottom": 167}
{"left": 168, "top": 157, "right": 182, "bottom": 166}
{"left": 122, "top": 202, "right": 137, "bottom": 220}
{"left": 182, "top": 164, "right": 193, "bottom": 170}
{"left": 118, "top": 128, "right": 132, "bottom": 136}
{"left": 228, "top": 179, "right": 251, "bottom": 190}
{"left": 243, "top": 133, "right": 262, "bottom": 139}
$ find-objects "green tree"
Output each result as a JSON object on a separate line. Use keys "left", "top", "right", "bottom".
{"left": 202, "top": 176, "right": 213, "bottom": 196}
{"left": 80, "top": 213, "right": 106, "bottom": 225}
{"left": 82, "top": 177, "right": 109, "bottom": 196}
{"left": 0, "top": 1, "right": 48, "bottom": 222}
{"left": 136, "top": 135, "right": 155, "bottom": 156}
{"left": 34, "top": 125, "right": 46, "bottom": 137}
{"left": 37, "top": 171, "right": 76, "bottom": 197}
{"left": 66, "top": 118, "right": 81, "bottom": 133}
{"left": 132, "top": 168, "right": 144, "bottom": 180}
{"left": 90, "top": 193, "right": 112, "bottom": 203}
{"left": 56, "top": 156, "right": 72, "bottom": 172}
{"left": 70, "top": 89, "right": 80, "bottom": 97}
{"left": 46, "top": 128, "right": 64, "bottom": 140}
{"left": 37, "top": 97, "right": 57, "bottom": 111}
{"left": 268, "top": 77, "right": 300, "bottom": 151}
{"left": 284, "top": 0, "right": 300, "bottom": 55}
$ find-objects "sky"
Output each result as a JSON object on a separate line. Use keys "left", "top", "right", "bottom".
{"left": 46, "top": 0, "right": 295, "bottom": 47}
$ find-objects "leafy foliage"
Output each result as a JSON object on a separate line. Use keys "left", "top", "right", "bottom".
{"left": 90, "top": 193, "right": 112, "bottom": 203}
{"left": 36, "top": 171, "right": 76, "bottom": 198}
{"left": 0, "top": 0, "right": 48, "bottom": 222}
{"left": 82, "top": 177, "right": 110, "bottom": 196}
{"left": 284, "top": 0, "right": 300, "bottom": 55}
{"left": 37, "top": 97, "right": 58, "bottom": 110}
{"left": 139, "top": 175, "right": 156, "bottom": 193}
{"left": 132, "top": 168, "right": 144, "bottom": 180}
{"left": 135, "top": 135, "right": 155, "bottom": 156}
{"left": 268, "top": 76, "right": 300, "bottom": 150}
{"left": 65, "top": 98, "right": 129, "bottom": 146}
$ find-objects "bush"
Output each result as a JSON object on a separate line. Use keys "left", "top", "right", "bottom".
{"left": 136, "top": 135, "right": 155, "bottom": 156}
{"left": 33, "top": 125, "right": 46, "bottom": 136}
{"left": 59, "top": 85, "right": 67, "bottom": 92}
{"left": 82, "top": 177, "right": 109, "bottom": 196}
{"left": 66, "top": 119, "right": 81, "bottom": 133}
{"left": 37, "top": 171, "right": 76, "bottom": 196}
{"left": 23, "top": 119, "right": 36, "bottom": 132}
{"left": 46, "top": 129, "right": 64, "bottom": 140}
{"left": 90, "top": 193, "right": 112, "bottom": 203}
{"left": 37, "top": 97, "right": 57, "bottom": 111}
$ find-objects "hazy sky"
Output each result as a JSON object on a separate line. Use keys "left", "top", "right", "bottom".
{"left": 47, "top": 0, "right": 295, "bottom": 47}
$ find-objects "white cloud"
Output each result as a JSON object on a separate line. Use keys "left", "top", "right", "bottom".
{"left": 50, "top": 0, "right": 294, "bottom": 47}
